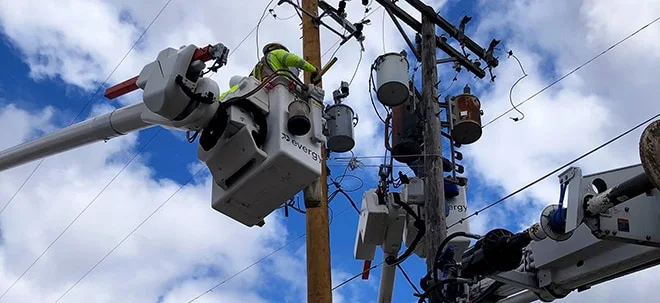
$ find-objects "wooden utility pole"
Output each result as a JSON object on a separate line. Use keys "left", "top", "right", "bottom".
{"left": 420, "top": 13, "right": 447, "bottom": 289}
{"left": 301, "top": 0, "right": 332, "bottom": 302}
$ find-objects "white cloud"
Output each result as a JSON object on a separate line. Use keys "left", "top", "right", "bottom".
{"left": 0, "top": 0, "right": 433, "bottom": 301}
{"left": 0, "top": 102, "right": 304, "bottom": 302}
{"left": 454, "top": 0, "right": 660, "bottom": 302}
{"left": 2, "top": 0, "right": 659, "bottom": 302}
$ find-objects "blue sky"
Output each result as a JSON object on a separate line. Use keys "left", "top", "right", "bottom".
{"left": 0, "top": 2, "right": 506, "bottom": 299}
{"left": 0, "top": 0, "right": 659, "bottom": 302}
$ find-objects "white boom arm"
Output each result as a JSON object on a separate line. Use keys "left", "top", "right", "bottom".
{"left": 423, "top": 120, "right": 660, "bottom": 303}
{"left": 0, "top": 43, "right": 228, "bottom": 173}
{"left": 0, "top": 42, "right": 328, "bottom": 228}
{"left": 0, "top": 102, "right": 152, "bottom": 171}
{"left": 356, "top": 120, "right": 660, "bottom": 302}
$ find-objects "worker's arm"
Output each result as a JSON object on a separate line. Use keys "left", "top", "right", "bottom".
{"left": 270, "top": 49, "right": 317, "bottom": 72}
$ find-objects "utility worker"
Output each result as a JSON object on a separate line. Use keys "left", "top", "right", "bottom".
{"left": 217, "top": 43, "right": 319, "bottom": 102}
{"left": 250, "top": 42, "right": 319, "bottom": 82}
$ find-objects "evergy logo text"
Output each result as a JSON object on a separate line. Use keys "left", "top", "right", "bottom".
{"left": 448, "top": 204, "right": 467, "bottom": 212}
{"left": 281, "top": 132, "right": 322, "bottom": 164}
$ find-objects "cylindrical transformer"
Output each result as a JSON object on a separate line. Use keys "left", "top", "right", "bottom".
{"left": 375, "top": 53, "right": 410, "bottom": 107}
{"left": 451, "top": 85, "right": 483, "bottom": 145}
{"left": 287, "top": 99, "right": 311, "bottom": 136}
{"left": 391, "top": 101, "right": 421, "bottom": 164}
{"left": 325, "top": 103, "right": 356, "bottom": 153}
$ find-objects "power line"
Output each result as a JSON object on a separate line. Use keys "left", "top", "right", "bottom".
{"left": 209, "top": 1, "right": 286, "bottom": 82}
{"left": 332, "top": 112, "right": 659, "bottom": 294}
{"left": 321, "top": 38, "right": 342, "bottom": 59}
{"left": 332, "top": 261, "right": 384, "bottom": 291}
{"left": 189, "top": 166, "right": 358, "bottom": 302}
{"left": 506, "top": 51, "right": 528, "bottom": 122}
{"left": 482, "top": 15, "right": 660, "bottom": 128}
{"left": 0, "top": 0, "right": 173, "bottom": 218}
{"left": 64, "top": 165, "right": 354, "bottom": 302}
{"left": 187, "top": 233, "right": 306, "bottom": 303}
{"left": 51, "top": 11, "right": 295, "bottom": 299}
{"left": 348, "top": 49, "right": 364, "bottom": 86}
{"left": 188, "top": 205, "right": 354, "bottom": 303}
{"left": 229, "top": 20, "right": 265, "bottom": 59}
{"left": 0, "top": 0, "right": 174, "bottom": 299}
{"left": 52, "top": 6, "right": 341, "bottom": 299}
{"left": 449, "top": 112, "right": 660, "bottom": 229}
{"left": 255, "top": 0, "right": 277, "bottom": 60}
{"left": 332, "top": 153, "right": 442, "bottom": 160}
{"left": 321, "top": 5, "right": 383, "bottom": 60}
{"left": 398, "top": 264, "right": 422, "bottom": 294}
{"left": 52, "top": 164, "right": 206, "bottom": 302}
{"left": 0, "top": 129, "right": 162, "bottom": 301}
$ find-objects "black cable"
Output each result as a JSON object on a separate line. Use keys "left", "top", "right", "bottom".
{"left": 450, "top": 112, "right": 660, "bottom": 229}
{"left": 384, "top": 193, "right": 424, "bottom": 266}
{"left": 438, "top": 72, "right": 458, "bottom": 98}
{"left": 322, "top": 38, "right": 342, "bottom": 59}
{"left": 369, "top": 64, "right": 388, "bottom": 124}
{"left": 0, "top": 1, "right": 174, "bottom": 298}
{"left": 0, "top": 0, "right": 173, "bottom": 218}
{"left": 336, "top": 188, "right": 360, "bottom": 214}
{"left": 187, "top": 233, "right": 307, "bottom": 303}
{"left": 331, "top": 262, "right": 383, "bottom": 291}
{"left": 385, "top": 228, "right": 423, "bottom": 266}
{"left": 269, "top": 6, "right": 298, "bottom": 21}
{"left": 482, "top": 15, "right": 660, "bottom": 128}
{"left": 398, "top": 264, "right": 422, "bottom": 294}
{"left": 186, "top": 129, "right": 200, "bottom": 143}
{"left": 190, "top": 203, "right": 355, "bottom": 302}
{"left": 507, "top": 50, "right": 527, "bottom": 122}
{"left": 0, "top": 129, "right": 163, "bottom": 301}
{"left": 53, "top": 160, "right": 204, "bottom": 302}
{"left": 416, "top": 278, "right": 470, "bottom": 303}
{"left": 392, "top": 193, "right": 419, "bottom": 221}
{"left": 328, "top": 205, "right": 335, "bottom": 225}
{"left": 334, "top": 175, "right": 364, "bottom": 192}
{"left": 287, "top": 198, "right": 306, "bottom": 214}
{"left": 294, "top": 0, "right": 303, "bottom": 20}
{"left": 335, "top": 159, "right": 352, "bottom": 183}
{"left": 431, "top": 231, "right": 481, "bottom": 280}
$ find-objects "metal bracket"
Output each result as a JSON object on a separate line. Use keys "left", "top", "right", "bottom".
{"left": 563, "top": 167, "right": 584, "bottom": 233}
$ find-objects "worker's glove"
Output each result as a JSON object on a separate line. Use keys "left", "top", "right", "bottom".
{"left": 306, "top": 84, "right": 325, "bottom": 103}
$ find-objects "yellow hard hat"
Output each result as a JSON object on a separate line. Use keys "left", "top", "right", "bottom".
{"left": 263, "top": 42, "right": 289, "bottom": 54}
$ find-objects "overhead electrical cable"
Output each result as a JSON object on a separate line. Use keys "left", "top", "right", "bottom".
{"left": 482, "top": 15, "right": 660, "bottom": 128}
{"left": 449, "top": 112, "right": 660, "bottom": 229}
{"left": 0, "top": 130, "right": 162, "bottom": 301}
{"left": 0, "top": 0, "right": 175, "bottom": 300}
{"left": 0, "top": 0, "right": 174, "bottom": 218}
{"left": 53, "top": 165, "right": 207, "bottom": 302}
{"left": 188, "top": 204, "right": 354, "bottom": 302}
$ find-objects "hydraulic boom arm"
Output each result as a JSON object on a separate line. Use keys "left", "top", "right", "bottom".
{"left": 0, "top": 41, "right": 330, "bottom": 228}
{"left": 431, "top": 120, "right": 660, "bottom": 303}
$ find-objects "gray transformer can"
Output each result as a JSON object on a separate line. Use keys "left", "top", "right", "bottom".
{"left": 374, "top": 52, "right": 410, "bottom": 107}
{"left": 325, "top": 103, "right": 356, "bottom": 153}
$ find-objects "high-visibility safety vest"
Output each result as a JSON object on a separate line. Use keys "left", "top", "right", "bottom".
{"left": 250, "top": 49, "right": 317, "bottom": 82}
{"left": 218, "top": 84, "right": 239, "bottom": 102}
